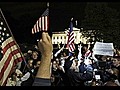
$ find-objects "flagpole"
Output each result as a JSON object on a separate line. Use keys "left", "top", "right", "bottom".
{"left": 1, "top": 8, "right": 24, "bottom": 53}
{"left": 0, "top": 8, "right": 29, "bottom": 67}
{"left": 0, "top": 8, "right": 27, "bottom": 86}
{"left": 0, "top": 8, "right": 17, "bottom": 44}
{"left": 0, "top": 8, "right": 35, "bottom": 72}
{"left": 66, "top": 17, "right": 73, "bottom": 48}
{"left": 0, "top": 8, "right": 23, "bottom": 50}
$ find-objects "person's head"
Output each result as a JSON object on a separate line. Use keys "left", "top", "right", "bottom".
{"left": 63, "top": 52, "right": 67, "bottom": 57}
{"left": 74, "top": 59, "right": 79, "bottom": 66}
{"left": 10, "top": 72, "right": 17, "bottom": 81}
{"left": 34, "top": 60, "right": 41, "bottom": 68}
{"left": 55, "top": 58, "right": 60, "bottom": 65}
{"left": 31, "top": 51, "right": 39, "bottom": 60}
{"left": 52, "top": 60, "right": 58, "bottom": 70}
{"left": 112, "top": 56, "right": 120, "bottom": 67}
{"left": 82, "top": 44, "right": 89, "bottom": 54}
{"left": 112, "top": 68, "right": 119, "bottom": 78}
{"left": 27, "top": 50, "right": 32, "bottom": 54}
{"left": 114, "top": 48, "right": 120, "bottom": 56}
{"left": 103, "top": 81, "right": 119, "bottom": 86}
{"left": 101, "top": 55, "right": 109, "bottom": 62}
{"left": 28, "top": 59, "right": 33, "bottom": 68}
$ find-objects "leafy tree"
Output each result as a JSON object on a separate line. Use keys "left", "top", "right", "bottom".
{"left": 81, "top": 2, "right": 120, "bottom": 48}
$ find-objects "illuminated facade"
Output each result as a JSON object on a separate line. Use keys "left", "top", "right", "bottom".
{"left": 52, "top": 27, "right": 90, "bottom": 45}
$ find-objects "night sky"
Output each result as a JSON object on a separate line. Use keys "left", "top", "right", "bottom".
{"left": 0, "top": 2, "right": 120, "bottom": 44}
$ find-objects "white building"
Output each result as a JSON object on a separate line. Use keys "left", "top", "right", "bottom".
{"left": 52, "top": 27, "right": 90, "bottom": 45}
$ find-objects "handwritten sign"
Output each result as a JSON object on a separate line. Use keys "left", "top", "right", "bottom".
{"left": 93, "top": 42, "right": 114, "bottom": 56}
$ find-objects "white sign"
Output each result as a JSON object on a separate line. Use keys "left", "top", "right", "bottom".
{"left": 93, "top": 42, "right": 114, "bottom": 56}
{"left": 95, "top": 75, "right": 101, "bottom": 80}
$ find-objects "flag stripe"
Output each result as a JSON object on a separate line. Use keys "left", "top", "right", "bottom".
{"left": 68, "top": 34, "right": 74, "bottom": 44}
{"left": 0, "top": 55, "right": 22, "bottom": 86}
{"left": 39, "top": 17, "right": 41, "bottom": 29}
{"left": 32, "top": 28, "right": 34, "bottom": 34}
{"left": 33, "top": 25, "right": 35, "bottom": 34}
{"left": 42, "top": 16, "right": 44, "bottom": 30}
{"left": 1, "top": 64, "right": 14, "bottom": 86}
{"left": 0, "top": 51, "right": 22, "bottom": 80}
{"left": 0, "top": 59, "right": 15, "bottom": 86}
{"left": 0, "top": 54, "right": 22, "bottom": 80}
{"left": 0, "top": 45, "right": 22, "bottom": 74}
{"left": 2, "top": 41, "right": 16, "bottom": 54}
{"left": 66, "top": 20, "right": 75, "bottom": 53}
{"left": 36, "top": 20, "right": 39, "bottom": 32}
{"left": 45, "top": 16, "right": 47, "bottom": 31}
{"left": 33, "top": 25, "right": 36, "bottom": 34}
{"left": 32, "top": 8, "right": 49, "bottom": 34}
{"left": 2, "top": 37, "right": 14, "bottom": 49}
{"left": 0, "top": 37, "right": 20, "bottom": 69}
{"left": 0, "top": 9, "right": 24, "bottom": 86}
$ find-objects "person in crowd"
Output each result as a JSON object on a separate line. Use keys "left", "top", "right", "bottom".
{"left": 6, "top": 64, "right": 18, "bottom": 86}
{"left": 106, "top": 68, "right": 120, "bottom": 86}
{"left": 19, "top": 51, "right": 32, "bottom": 73}
{"left": 20, "top": 59, "right": 35, "bottom": 86}
{"left": 31, "top": 50, "right": 41, "bottom": 68}
{"left": 58, "top": 58, "right": 66, "bottom": 73}
{"left": 31, "top": 51, "right": 39, "bottom": 60}
{"left": 114, "top": 48, "right": 120, "bottom": 56}
{"left": 51, "top": 59, "right": 65, "bottom": 86}
{"left": 15, "top": 68, "right": 23, "bottom": 86}
{"left": 22, "top": 59, "right": 34, "bottom": 75}
{"left": 81, "top": 44, "right": 92, "bottom": 61}
{"left": 103, "top": 80, "right": 119, "bottom": 86}
{"left": 64, "top": 52, "right": 93, "bottom": 86}
{"left": 33, "top": 60, "right": 41, "bottom": 76}
{"left": 6, "top": 72, "right": 17, "bottom": 86}
{"left": 32, "top": 32, "right": 53, "bottom": 86}
{"left": 111, "top": 56, "right": 120, "bottom": 82}
{"left": 20, "top": 59, "right": 41, "bottom": 86}
{"left": 90, "top": 54, "right": 120, "bottom": 86}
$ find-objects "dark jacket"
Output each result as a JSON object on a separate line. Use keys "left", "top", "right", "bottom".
{"left": 32, "top": 78, "right": 51, "bottom": 86}
{"left": 64, "top": 56, "right": 93, "bottom": 86}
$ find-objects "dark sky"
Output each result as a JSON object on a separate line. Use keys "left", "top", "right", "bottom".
{"left": 0, "top": 2, "right": 87, "bottom": 30}
{"left": 0, "top": 2, "right": 87, "bottom": 44}
{"left": 0, "top": 2, "right": 120, "bottom": 44}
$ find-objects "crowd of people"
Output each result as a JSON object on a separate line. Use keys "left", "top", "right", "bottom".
{"left": 6, "top": 32, "right": 53, "bottom": 86}
{"left": 5, "top": 32, "right": 120, "bottom": 86}
{"left": 51, "top": 43, "right": 120, "bottom": 86}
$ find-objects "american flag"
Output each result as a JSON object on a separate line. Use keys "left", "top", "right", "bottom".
{"left": 0, "top": 9, "right": 24, "bottom": 86}
{"left": 32, "top": 8, "right": 49, "bottom": 34}
{"left": 66, "top": 18, "right": 75, "bottom": 53}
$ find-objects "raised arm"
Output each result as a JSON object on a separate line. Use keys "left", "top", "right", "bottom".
{"left": 32, "top": 32, "right": 53, "bottom": 86}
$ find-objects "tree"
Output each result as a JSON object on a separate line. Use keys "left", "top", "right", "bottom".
{"left": 81, "top": 2, "right": 120, "bottom": 48}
